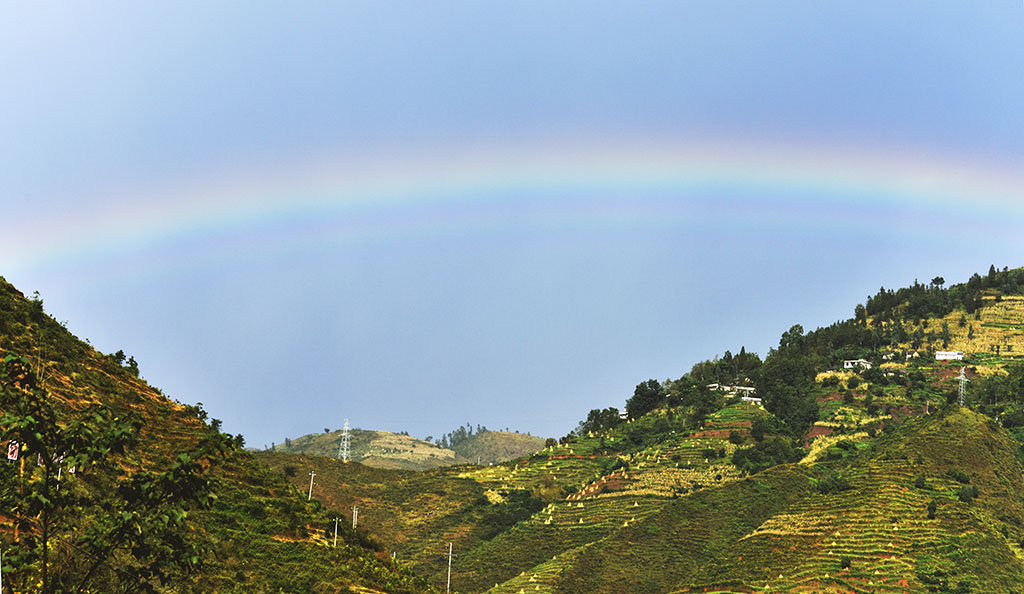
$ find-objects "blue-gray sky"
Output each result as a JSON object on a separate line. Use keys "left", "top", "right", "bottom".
{"left": 3, "top": 3, "right": 1024, "bottom": 448}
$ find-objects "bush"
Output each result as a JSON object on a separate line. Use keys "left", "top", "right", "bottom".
{"left": 816, "top": 473, "right": 852, "bottom": 494}
{"left": 732, "top": 437, "right": 802, "bottom": 474}
{"left": 914, "top": 473, "right": 927, "bottom": 489}
{"left": 927, "top": 499, "right": 937, "bottom": 519}
{"left": 847, "top": 376, "right": 861, "bottom": 390}
{"left": 840, "top": 556, "right": 851, "bottom": 570}
{"left": 947, "top": 469, "right": 971, "bottom": 484}
{"left": 957, "top": 485, "right": 980, "bottom": 502}
{"left": 728, "top": 430, "right": 743, "bottom": 445}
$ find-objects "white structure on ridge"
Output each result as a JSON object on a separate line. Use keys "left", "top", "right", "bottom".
{"left": 338, "top": 418, "right": 351, "bottom": 463}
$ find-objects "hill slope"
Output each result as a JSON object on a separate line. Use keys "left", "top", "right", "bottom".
{"left": 274, "top": 428, "right": 472, "bottom": 470}
{"left": 259, "top": 266, "right": 1024, "bottom": 594}
{"left": 0, "top": 277, "right": 434, "bottom": 594}
{"left": 273, "top": 427, "right": 546, "bottom": 470}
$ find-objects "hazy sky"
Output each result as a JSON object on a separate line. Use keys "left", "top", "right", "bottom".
{"left": 3, "top": 3, "right": 1024, "bottom": 448}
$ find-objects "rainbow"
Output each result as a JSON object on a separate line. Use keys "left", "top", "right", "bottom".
{"left": 8, "top": 137, "right": 1024, "bottom": 275}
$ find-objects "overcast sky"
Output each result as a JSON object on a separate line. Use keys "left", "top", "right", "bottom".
{"left": 3, "top": 3, "right": 1024, "bottom": 448}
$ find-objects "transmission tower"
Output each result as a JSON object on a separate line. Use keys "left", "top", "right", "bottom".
{"left": 338, "top": 418, "right": 351, "bottom": 463}
{"left": 957, "top": 366, "right": 970, "bottom": 406}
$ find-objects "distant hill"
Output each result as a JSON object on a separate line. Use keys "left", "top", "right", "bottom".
{"left": 273, "top": 428, "right": 471, "bottom": 470}
{"left": 272, "top": 427, "right": 546, "bottom": 470}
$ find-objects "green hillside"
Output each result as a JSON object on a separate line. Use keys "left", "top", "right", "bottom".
{"left": 258, "top": 266, "right": 1024, "bottom": 594}
{"left": 0, "top": 278, "right": 433, "bottom": 594}
{"left": 449, "top": 430, "right": 547, "bottom": 466}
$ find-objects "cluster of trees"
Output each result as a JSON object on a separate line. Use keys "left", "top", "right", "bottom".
{"left": 432, "top": 423, "right": 489, "bottom": 449}
{"left": 0, "top": 354, "right": 233, "bottom": 594}
{"left": 864, "top": 265, "right": 1024, "bottom": 324}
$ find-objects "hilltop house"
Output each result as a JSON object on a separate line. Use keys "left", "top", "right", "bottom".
{"left": 843, "top": 359, "right": 872, "bottom": 370}
{"left": 936, "top": 351, "right": 964, "bottom": 361}
{"left": 740, "top": 395, "right": 763, "bottom": 407}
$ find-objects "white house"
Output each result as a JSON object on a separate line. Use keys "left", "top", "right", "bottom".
{"left": 740, "top": 396, "right": 763, "bottom": 407}
{"left": 843, "top": 359, "right": 872, "bottom": 370}
{"left": 734, "top": 386, "right": 757, "bottom": 396}
{"left": 935, "top": 351, "right": 964, "bottom": 361}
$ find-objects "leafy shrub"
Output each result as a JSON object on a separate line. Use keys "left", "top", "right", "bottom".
{"left": 816, "top": 473, "right": 852, "bottom": 494}
{"left": 957, "top": 485, "right": 980, "bottom": 502}
{"left": 728, "top": 430, "right": 743, "bottom": 445}
{"left": 947, "top": 469, "right": 971, "bottom": 484}
{"left": 840, "top": 556, "right": 851, "bottom": 570}
{"left": 914, "top": 473, "right": 927, "bottom": 489}
{"left": 927, "top": 499, "right": 937, "bottom": 519}
{"left": 731, "top": 437, "right": 802, "bottom": 474}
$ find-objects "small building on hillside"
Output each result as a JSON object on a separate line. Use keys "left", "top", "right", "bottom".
{"left": 936, "top": 351, "right": 965, "bottom": 361}
{"left": 618, "top": 409, "right": 629, "bottom": 420}
{"left": 740, "top": 396, "right": 763, "bottom": 407}
{"left": 734, "top": 386, "right": 756, "bottom": 396}
{"left": 843, "top": 359, "right": 872, "bottom": 370}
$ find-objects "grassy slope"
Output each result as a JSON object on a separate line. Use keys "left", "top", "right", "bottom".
{"left": 450, "top": 430, "right": 547, "bottom": 466}
{"left": 0, "top": 278, "right": 433, "bottom": 594}
{"left": 274, "top": 428, "right": 472, "bottom": 470}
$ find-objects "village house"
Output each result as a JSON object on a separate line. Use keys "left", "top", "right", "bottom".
{"left": 842, "top": 359, "right": 872, "bottom": 370}
{"left": 935, "top": 351, "right": 964, "bottom": 361}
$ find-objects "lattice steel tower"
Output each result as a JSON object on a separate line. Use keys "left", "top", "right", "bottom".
{"left": 338, "top": 418, "right": 351, "bottom": 462}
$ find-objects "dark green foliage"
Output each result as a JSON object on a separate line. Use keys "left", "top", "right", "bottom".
{"left": 575, "top": 407, "right": 623, "bottom": 435}
{"left": 957, "top": 484, "right": 980, "bottom": 502}
{"left": 815, "top": 473, "right": 852, "bottom": 494}
{"left": 947, "top": 469, "right": 971, "bottom": 484}
{"left": 625, "top": 379, "right": 665, "bottom": 420}
{"left": 915, "top": 473, "right": 927, "bottom": 489}
{"left": 927, "top": 499, "right": 938, "bottom": 519}
{"left": 840, "top": 556, "right": 852, "bottom": 570}
{"left": 731, "top": 437, "right": 802, "bottom": 474}
{"left": 728, "top": 430, "right": 743, "bottom": 445}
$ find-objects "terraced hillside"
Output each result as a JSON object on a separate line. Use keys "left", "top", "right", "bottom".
{"left": 0, "top": 278, "right": 433, "bottom": 594}
{"left": 262, "top": 401, "right": 774, "bottom": 592}
{"left": 550, "top": 409, "right": 1024, "bottom": 594}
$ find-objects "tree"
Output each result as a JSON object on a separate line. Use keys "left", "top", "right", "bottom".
{"left": 0, "top": 354, "right": 230, "bottom": 594}
{"left": 625, "top": 379, "right": 665, "bottom": 420}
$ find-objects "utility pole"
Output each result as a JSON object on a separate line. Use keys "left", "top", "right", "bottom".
{"left": 333, "top": 517, "right": 340, "bottom": 547}
{"left": 446, "top": 542, "right": 453, "bottom": 594}
{"left": 338, "top": 418, "right": 351, "bottom": 463}
{"left": 307, "top": 470, "right": 316, "bottom": 501}
{"left": 352, "top": 505, "right": 359, "bottom": 529}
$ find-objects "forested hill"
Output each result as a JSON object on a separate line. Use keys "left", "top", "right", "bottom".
{"left": 0, "top": 277, "right": 434, "bottom": 594}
